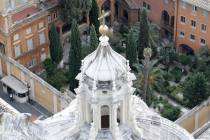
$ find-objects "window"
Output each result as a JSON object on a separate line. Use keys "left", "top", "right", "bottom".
{"left": 14, "top": 45, "right": 21, "bottom": 57}
{"left": 192, "top": 5, "right": 197, "bottom": 12}
{"left": 201, "top": 38, "right": 206, "bottom": 45}
{"left": 143, "top": 2, "right": 151, "bottom": 10}
{"left": 201, "top": 24, "right": 207, "bottom": 32}
{"left": 180, "top": 16, "right": 185, "bottom": 23}
{"left": 181, "top": 1, "right": 186, "bottom": 9}
{"left": 39, "top": 32, "right": 46, "bottom": 45}
{"left": 48, "top": 15, "right": 52, "bottom": 23}
{"left": 27, "top": 58, "right": 37, "bottom": 68}
{"left": 53, "top": 12, "right": 57, "bottom": 19}
{"left": 202, "top": 10, "right": 208, "bottom": 17}
{"left": 13, "top": 34, "right": 19, "bottom": 41}
{"left": 26, "top": 28, "right": 32, "bottom": 35}
{"left": 179, "top": 31, "right": 185, "bottom": 38}
{"left": 41, "top": 53, "right": 46, "bottom": 62}
{"left": 191, "top": 20, "right": 196, "bottom": 28}
{"left": 38, "top": 22, "right": 44, "bottom": 29}
{"left": 190, "top": 34, "right": 195, "bottom": 41}
{"left": 27, "top": 39, "right": 33, "bottom": 51}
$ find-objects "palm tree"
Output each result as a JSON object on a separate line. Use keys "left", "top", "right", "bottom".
{"left": 134, "top": 48, "right": 163, "bottom": 105}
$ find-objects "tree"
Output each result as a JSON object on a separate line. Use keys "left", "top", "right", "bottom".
{"left": 89, "top": 0, "right": 100, "bottom": 35}
{"left": 134, "top": 48, "right": 163, "bottom": 105}
{"left": 69, "top": 20, "right": 82, "bottom": 92}
{"left": 126, "top": 30, "right": 137, "bottom": 67}
{"left": 138, "top": 9, "right": 149, "bottom": 61}
{"left": 59, "top": 0, "right": 92, "bottom": 24}
{"left": 183, "top": 72, "right": 209, "bottom": 108}
{"left": 49, "top": 24, "right": 62, "bottom": 64}
{"left": 90, "top": 25, "right": 98, "bottom": 52}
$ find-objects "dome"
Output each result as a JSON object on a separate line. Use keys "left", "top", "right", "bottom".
{"left": 81, "top": 36, "right": 129, "bottom": 82}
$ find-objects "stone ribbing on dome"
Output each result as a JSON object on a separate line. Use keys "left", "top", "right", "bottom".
{"left": 81, "top": 36, "right": 130, "bottom": 82}
{"left": 182, "top": 0, "right": 210, "bottom": 11}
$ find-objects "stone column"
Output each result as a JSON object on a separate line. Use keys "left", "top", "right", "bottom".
{"left": 110, "top": 104, "right": 118, "bottom": 130}
{"left": 195, "top": 111, "right": 199, "bottom": 130}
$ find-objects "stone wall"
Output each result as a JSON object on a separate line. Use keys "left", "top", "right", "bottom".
{"left": 0, "top": 54, "right": 75, "bottom": 114}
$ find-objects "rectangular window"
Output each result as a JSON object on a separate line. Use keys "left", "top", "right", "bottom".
{"left": 190, "top": 34, "right": 195, "bottom": 41}
{"left": 27, "top": 38, "right": 33, "bottom": 51}
{"left": 180, "top": 16, "right": 185, "bottom": 23}
{"left": 201, "top": 24, "right": 207, "bottom": 32}
{"left": 48, "top": 15, "right": 52, "bottom": 23}
{"left": 14, "top": 45, "right": 21, "bottom": 57}
{"left": 192, "top": 5, "right": 197, "bottom": 12}
{"left": 39, "top": 32, "right": 46, "bottom": 45}
{"left": 53, "top": 12, "right": 58, "bottom": 19}
{"left": 179, "top": 31, "right": 185, "bottom": 38}
{"left": 191, "top": 20, "right": 196, "bottom": 28}
{"left": 26, "top": 28, "right": 32, "bottom": 35}
{"left": 13, "top": 34, "right": 19, "bottom": 41}
{"left": 201, "top": 38, "right": 206, "bottom": 45}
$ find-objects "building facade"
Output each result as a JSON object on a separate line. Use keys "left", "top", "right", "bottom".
{"left": 0, "top": 0, "right": 61, "bottom": 72}
{"left": 174, "top": 0, "right": 210, "bottom": 54}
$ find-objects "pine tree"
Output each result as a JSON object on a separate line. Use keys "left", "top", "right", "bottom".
{"left": 90, "top": 25, "right": 98, "bottom": 52}
{"left": 138, "top": 9, "right": 149, "bottom": 62}
{"left": 126, "top": 30, "right": 137, "bottom": 67}
{"left": 89, "top": 0, "right": 100, "bottom": 35}
{"left": 69, "top": 20, "right": 82, "bottom": 92}
{"left": 49, "top": 24, "right": 62, "bottom": 64}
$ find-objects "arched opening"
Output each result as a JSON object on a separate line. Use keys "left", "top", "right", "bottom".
{"left": 179, "top": 44, "right": 194, "bottom": 55}
{"left": 117, "top": 107, "right": 121, "bottom": 124}
{"left": 0, "top": 42, "right": 5, "bottom": 54}
{"left": 122, "top": 9, "right": 128, "bottom": 25}
{"left": 161, "top": 10, "right": 170, "bottom": 25}
{"left": 171, "top": 16, "right": 175, "bottom": 28}
{"left": 101, "top": 105, "right": 110, "bottom": 128}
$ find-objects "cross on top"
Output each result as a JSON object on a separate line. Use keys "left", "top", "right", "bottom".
{"left": 98, "top": 10, "right": 110, "bottom": 26}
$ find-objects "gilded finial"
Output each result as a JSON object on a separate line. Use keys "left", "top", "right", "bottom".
{"left": 98, "top": 10, "right": 110, "bottom": 36}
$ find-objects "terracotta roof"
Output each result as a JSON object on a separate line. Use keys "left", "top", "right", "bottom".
{"left": 124, "top": 0, "right": 142, "bottom": 9}
{"left": 12, "top": 6, "right": 39, "bottom": 22}
{"left": 182, "top": 0, "right": 210, "bottom": 11}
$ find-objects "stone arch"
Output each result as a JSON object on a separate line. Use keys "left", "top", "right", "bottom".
{"left": 179, "top": 44, "right": 194, "bottom": 55}
{"left": 101, "top": 105, "right": 110, "bottom": 128}
{"left": 161, "top": 10, "right": 170, "bottom": 25}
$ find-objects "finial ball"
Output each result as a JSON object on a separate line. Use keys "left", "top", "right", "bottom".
{"left": 99, "top": 25, "right": 109, "bottom": 35}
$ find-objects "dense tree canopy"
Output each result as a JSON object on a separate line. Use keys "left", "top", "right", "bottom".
{"left": 68, "top": 20, "right": 82, "bottom": 92}
{"left": 59, "top": 0, "right": 92, "bottom": 24}
{"left": 89, "top": 0, "right": 100, "bottom": 35}
{"left": 49, "top": 24, "right": 62, "bottom": 64}
{"left": 90, "top": 25, "right": 98, "bottom": 52}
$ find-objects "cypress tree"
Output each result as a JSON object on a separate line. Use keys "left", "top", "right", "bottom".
{"left": 126, "top": 30, "right": 137, "bottom": 67}
{"left": 90, "top": 25, "right": 98, "bottom": 52}
{"left": 89, "top": 0, "right": 100, "bottom": 35}
{"left": 69, "top": 20, "right": 82, "bottom": 92}
{"left": 138, "top": 9, "right": 149, "bottom": 62}
{"left": 49, "top": 24, "right": 62, "bottom": 64}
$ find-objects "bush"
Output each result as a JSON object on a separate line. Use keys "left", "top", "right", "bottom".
{"left": 178, "top": 54, "right": 192, "bottom": 66}
{"left": 161, "top": 105, "right": 181, "bottom": 121}
{"left": 170, "top": 67, "right": 183, "bottom": 83}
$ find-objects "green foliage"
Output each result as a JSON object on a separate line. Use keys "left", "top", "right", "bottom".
{"left": 138, "top": 9, "right": 149, "bottom": 61}
{"left": 126, "top": 30, "right": 137, "bottom": 67}
{"left": 69, "top": 20, "right": 82, "bottom": 92}
{"left": 59, "top": 0, "right": 92, "bottom": 24}
{"left": 170, "top": 67, "right": 183, "bottom": 83}
{"left": 43, "top": 59, "right": 56, "bottom": 76}
{"left": 49, "top": 24, "right": 62, "bottom": 64}
{"left": 184, "top": 72, "right": 209, "bottom": 108}
{"left": 161, "top": 105, "right": 181, "bottom": 121}
{"left": 89, "top": 0, "right": 100, "bottom": 35}
{"left": 42, "top": 59, "right": 68, "bottom": 90}
{"left": 159, "top": 43, "right": 175, "bottom": 67}
{"left": 90, "top": 25, "right": 98, "bottom": 52}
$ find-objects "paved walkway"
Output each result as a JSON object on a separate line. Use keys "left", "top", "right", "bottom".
{"left": 154, "top": 92, "right": 190, "bottom": 113}
{"left": 0, "top": 83, "right": 52, "bottom": 120}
